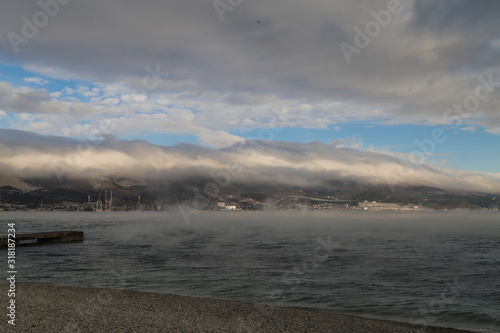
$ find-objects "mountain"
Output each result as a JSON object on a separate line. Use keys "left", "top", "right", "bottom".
{"left": 0, "top": 175, "right": 40, "bottom": 192}
{"left": 0, "top": 174, "right": 498, "bottom": 210}
{"left": 0, "top": 130, "right": 499, "bottom": 210}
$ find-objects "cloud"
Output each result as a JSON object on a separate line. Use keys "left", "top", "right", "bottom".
{"left": 0, "top": 129, "right": 499, "bottom": 194}
{"left": 0, "top": 81, "right": 123, "bottom": 117}
{"left": 459, "top": 126, "right": 477, "bottom": 133}
{"left": 0, "top": 0, "right": 499, "bottom": 135}
{"left": 23, "top": 77, "right": 48, "bottom": 85}
{"left": 331, "top": 137, "right": 363, "bottom": 150}
{"left": 486, "top": 127, "right": 500, "bottom": 134}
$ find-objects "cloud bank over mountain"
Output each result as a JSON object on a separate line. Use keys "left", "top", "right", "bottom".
{"left": 1, "top": 129, "right": 499, "bottom": 194}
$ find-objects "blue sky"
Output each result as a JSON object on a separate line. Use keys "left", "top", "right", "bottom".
{"left": 0, "top": 0, "right": 499, "bottom": 175}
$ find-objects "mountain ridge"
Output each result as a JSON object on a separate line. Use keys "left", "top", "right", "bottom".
{"left": 1, "top": 174, "right": 498, "bottom": 211}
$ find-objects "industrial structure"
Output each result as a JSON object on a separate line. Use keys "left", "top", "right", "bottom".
{"left": 96, "top": 193, "right": 103, "bottom": 212}
{"left": 105, "top": 190, "right": 112, "bottom": 211}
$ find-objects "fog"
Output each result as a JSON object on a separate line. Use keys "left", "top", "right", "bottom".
{"left": 7, "top": 210, "right": 500, "bottom": 240}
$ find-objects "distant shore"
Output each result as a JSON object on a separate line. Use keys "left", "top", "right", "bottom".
{"left": 1, "top": 284, "right": 473, "bottom": 332}
{"left": 1, "top": 207, "right": 498, "bottom": 213}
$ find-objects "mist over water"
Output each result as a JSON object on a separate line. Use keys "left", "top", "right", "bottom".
{"left": 4, "top": 211, "right": 500, "bottom": 332}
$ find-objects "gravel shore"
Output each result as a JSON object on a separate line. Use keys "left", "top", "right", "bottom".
{"left": 1, "top": 284, "right": 472, "bottom": 333}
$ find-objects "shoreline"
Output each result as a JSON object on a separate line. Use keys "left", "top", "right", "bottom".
{"left": 1, "top": 284, "right": 474, "bottom": 332}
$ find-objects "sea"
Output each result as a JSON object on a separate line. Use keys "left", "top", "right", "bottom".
{"left": 3, "top": 210, "right": 500, "bottom": 332}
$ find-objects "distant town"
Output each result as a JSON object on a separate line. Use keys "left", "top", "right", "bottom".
{"left": 1, "top": 174, "right": 499, "bottom": 213}
{"left": 1, "top": 189, "right": 497, "bottom": 212}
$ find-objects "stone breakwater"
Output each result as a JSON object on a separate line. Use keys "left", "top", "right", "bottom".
{"left": 0, "top": 284, "right": 472, "bottom": 333}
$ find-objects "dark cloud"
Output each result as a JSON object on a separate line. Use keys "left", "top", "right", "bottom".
{"left": 411, "top": 0, "right": 500, "bottom": 33}
{"left": 0, "top": 82, "right": 53, "bottom": 113}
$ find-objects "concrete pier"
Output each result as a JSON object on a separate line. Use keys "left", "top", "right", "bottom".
{"left": 0, "top": 231, "right": 84, "bottom": 248}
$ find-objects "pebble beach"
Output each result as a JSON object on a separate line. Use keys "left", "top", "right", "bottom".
{"left": 0, "top": 284, "right": 473, "bottom": 333}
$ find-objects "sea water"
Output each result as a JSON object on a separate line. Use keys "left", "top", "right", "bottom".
{"left": 3, "top": 210, "right": 499, "bottom": 332}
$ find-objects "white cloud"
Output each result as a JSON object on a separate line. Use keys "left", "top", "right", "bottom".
{"left": 331, "top": 137, "right": 363, "bottom": 150}
{"left": 460, "top": 126, "right": 477, "bottom": 133}
{"left": 23, "top": 77, "right": 49, "bottom": 85}
{"left": 486, "top": 127, "right": 500, "bottom": 134}
{"left": 197, "top": 129, "right": 245, "bottom": 148}
{"left": 23, "top": 64, "right": 77, "bottom": 81}
{"left": 63, "top": 87, "right": 75, "bottom": 95}
{"left": 100, "top": 98, "right": 120, "bottom": 106}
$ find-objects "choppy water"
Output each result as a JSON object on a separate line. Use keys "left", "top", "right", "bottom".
{"left": 3, "top": 210, "right": 500, "bottom": 332}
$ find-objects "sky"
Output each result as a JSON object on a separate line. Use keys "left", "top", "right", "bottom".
{"left": 0, "top": 0, "right": 499, "bottom": 184}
